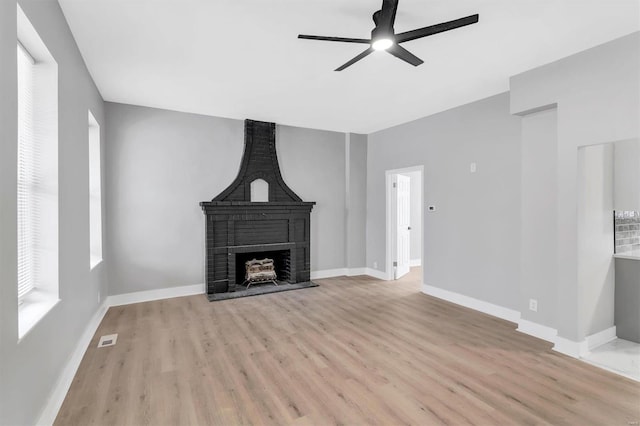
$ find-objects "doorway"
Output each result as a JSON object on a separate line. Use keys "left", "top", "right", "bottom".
{"left": 577, "top": 139, "right": 640, "bottom": 381}
{"left": 385, "top": 166, "right": 423, "bottom": 281}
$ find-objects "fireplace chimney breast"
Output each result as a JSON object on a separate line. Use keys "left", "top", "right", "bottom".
{"left": 213, "top": 120, "right": 302, "bottom": 202}
{"left": 200, "top": 120, "right": 315, "bottom": 300}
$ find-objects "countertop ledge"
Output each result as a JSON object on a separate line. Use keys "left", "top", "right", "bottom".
{"left": 613, "top": 250, "right": 640, "bottom": 260}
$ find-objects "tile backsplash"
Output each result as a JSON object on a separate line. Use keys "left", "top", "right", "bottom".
{"left": 614, "top": 211, "right": 640, "bottom": 253}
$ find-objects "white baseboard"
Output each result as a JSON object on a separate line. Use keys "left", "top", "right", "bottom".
{"left": 365, "top": 268, "right": 389, "bottom": 281}
{"left": 35, "top": 300, "right": 110, "bottom": 426}
{"left": 553, "top": 336, "right": 589, "bottom": 358}
{"left": 106, "top": 283, "right": 205, "bottom": 307}
{"left": 409, "top": 259, "right": 422, "bottom": 267}
{"left": 421, "top": 283, "right": 521, "bottom": 323}
{"left": 514, "top": 318, "right": 593, "bottom": 359}
{"left": 585, "top": 326, "right": 617, "bottom": 351}
{"left": 418, "top": 284, "right": 596, "bottom": 360}
{"left": 517, "top": 319, "right": 558, "bottom": 343}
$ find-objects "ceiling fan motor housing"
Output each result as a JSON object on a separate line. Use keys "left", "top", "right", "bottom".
{"left": 371, "top": 25, "right": 394, "bottom": 43}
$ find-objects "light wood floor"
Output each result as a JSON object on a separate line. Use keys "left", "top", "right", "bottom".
{"left": 56, "top": 269, "right": 640, "bottom": 425}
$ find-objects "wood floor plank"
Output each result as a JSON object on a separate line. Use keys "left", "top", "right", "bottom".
{"left": 55, "top": 269, "right": 640, "bottom": 425}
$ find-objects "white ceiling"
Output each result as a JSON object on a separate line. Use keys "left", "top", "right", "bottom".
{"left": 58, "top": 0, "right": 639, "bottom": 134}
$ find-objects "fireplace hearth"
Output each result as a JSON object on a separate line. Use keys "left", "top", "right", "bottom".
{"left": 200, "top": 119, "right": 316, "bottom": 301}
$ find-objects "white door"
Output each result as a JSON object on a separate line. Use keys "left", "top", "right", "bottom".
{"left": 395, "top": 174, "right": 411, "bottom": 279}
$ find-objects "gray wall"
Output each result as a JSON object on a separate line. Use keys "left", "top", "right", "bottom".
{"left": 105, "top": 103, "right": 243, "bottom": 295}
{"left": 511, "top": 32, "right": 640, "bottom": 342}
{"left": 105, "top": 103, "right": 357, "bottom": 295}
{"left": 520, "top": 108, "right": 558, "bottom": 328}
{"left": 367, "top": 93, "right": 522, "bottom": 311}
{"left": 0, "top": 1, "right": 107, "bottom": 424}
{"left": 346, "top": 133, "right": 368, "bottom": 269}
{"left": 614, "top": 139, "right": 640, "bottom": 211}
{"left": 278, "top": 124, "right": 348, "bottom": 272}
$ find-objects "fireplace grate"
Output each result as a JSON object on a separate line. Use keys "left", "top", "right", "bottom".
{"left": 243, "top": 258, "right": 278, "bottom": 288}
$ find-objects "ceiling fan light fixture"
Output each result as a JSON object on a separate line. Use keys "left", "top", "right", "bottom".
{"left": 372, "top": 38, "right": 393, "bottom": 51}
{"left": 298, "top": 0, "right": 479, "bottom": 70}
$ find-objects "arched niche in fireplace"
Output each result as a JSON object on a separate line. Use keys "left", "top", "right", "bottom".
{"left": 250, "top": 178, "right": 269, "bottom": 202}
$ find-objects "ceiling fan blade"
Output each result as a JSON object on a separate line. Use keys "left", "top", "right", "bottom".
{"left": 375, "top": 0, "right": 399, "bottom": 32}
{"left": 298, "top": 34, "right": 371, "bottom": 44}
{"left": 395, "top": 14, "right": 479, "bottom": 44}
{"left": 335, "top": 48, "right": 374, "bottom": 71}
{"left": 387, "top": 44, "right": 423, "bottom": 66}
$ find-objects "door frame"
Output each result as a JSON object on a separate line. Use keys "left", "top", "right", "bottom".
{"left": 385, "top": 165, "right": 424, "bottom": 281}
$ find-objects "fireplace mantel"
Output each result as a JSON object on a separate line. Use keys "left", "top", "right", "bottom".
{"left": 200, "top": 202, "right": 313, "bottom": 298}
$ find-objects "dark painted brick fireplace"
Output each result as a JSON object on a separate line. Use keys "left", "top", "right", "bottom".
{"left": 200, "top": 120, "right": 315, "bottom": 300}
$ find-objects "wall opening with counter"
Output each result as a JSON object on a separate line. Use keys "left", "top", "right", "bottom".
{"left": 578, "top": 139, "right": 640, "bottom": 378}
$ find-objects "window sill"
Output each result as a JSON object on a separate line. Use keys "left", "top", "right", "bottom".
{"left": 18, "top": 290, "right": 60, "bottom": 340}
{"left": 90, "top": 256, "right": 103, "bottom": 270}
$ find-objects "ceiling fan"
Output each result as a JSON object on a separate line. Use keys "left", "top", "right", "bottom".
{"left": 298, "top": 0, "right": 479, "bottom": 71}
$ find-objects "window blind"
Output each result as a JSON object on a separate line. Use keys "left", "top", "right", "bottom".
{"left": 17, "top": 42, "right": 39, "bottom": 300}
{"left": 88, "top": 113, "right": 102, "bottom": 267}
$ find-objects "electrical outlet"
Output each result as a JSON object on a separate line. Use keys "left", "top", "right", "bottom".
{"left": 373, "top": 261, "right": 378, "bottom": 269}
{"left": 470, "top": 162, "right": 477, "bottom": 173}
{"left": 529, "top": 299, "right": 538, "bottom": 312}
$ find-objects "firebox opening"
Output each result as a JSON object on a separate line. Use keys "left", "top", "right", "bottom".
{"left": 235, "top": 250, "right": 291, "bottom": 286}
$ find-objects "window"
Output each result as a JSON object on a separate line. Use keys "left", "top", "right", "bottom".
{"left": 17, "top": 42, "right": 36, "bottom": 300}
{"left": 88, "top": 111, "right": 102, "bottom": 268}
{"left": 17, "top": 5, "right": 59, "bottom": 338}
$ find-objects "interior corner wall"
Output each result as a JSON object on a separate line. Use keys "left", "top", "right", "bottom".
{"left": 577, "top": 144, "right": 615, "bottom": 337}
{"left": 278, "top": 124, "right": 348, "bottom": 271}
{"left": 0, "top": 1, "right": 106, "bottom": 425}
{"left": 105, "top": 103, "right": 350, "bottom": 295}
{"left": 510, "top": 32, "right": 640, "bottom": 342}
{"left": 346, "top": 133, "right": 367, "bottom": 269}
{"left": 367, "top": 93, "right": 522, "bottom": 311}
